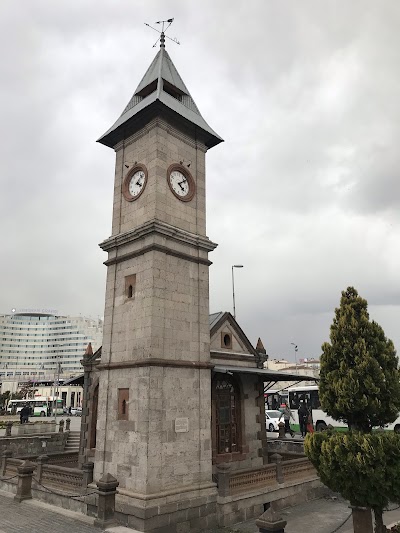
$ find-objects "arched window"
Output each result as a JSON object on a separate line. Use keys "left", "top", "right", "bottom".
{"left": 213, "top": 375, "right": 241, "bottom": 454}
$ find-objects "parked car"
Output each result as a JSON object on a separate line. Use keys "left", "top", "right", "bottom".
{"left": 71, "top": 407, "right": 82, "bottom": 416}
{"left": 265, "top": 410, "right": 282, "bottom": 432}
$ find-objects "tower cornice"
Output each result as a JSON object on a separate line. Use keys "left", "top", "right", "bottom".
{"left": 99, "top": 219, "right": 217, "bottom": 254}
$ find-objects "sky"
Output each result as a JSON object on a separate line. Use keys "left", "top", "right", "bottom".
{"left": 1, "top": 1, "right": 400, "bottom": 362}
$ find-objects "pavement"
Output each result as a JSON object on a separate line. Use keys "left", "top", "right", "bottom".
{"left": 0, "top": 489, "right": 399, "bottom": 533}
{"left": 230, "top": 496, "right": 400, "bottom": 533}
{"left": 0, "top": 489, "right": 99, "bottom": 532}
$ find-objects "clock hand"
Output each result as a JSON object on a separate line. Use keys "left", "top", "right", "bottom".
{"left": 135, "top": 179, "right": 143, "bottom": 187}
{"left": 177, "top": 181, "right": 184, "bottom": 191}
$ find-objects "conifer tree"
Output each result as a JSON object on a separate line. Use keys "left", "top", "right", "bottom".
{"left": 319, "top": 286, "right": 400, "bottom": 432}
{"left": 305, "top": 286, "right": 400, "bottom": 532}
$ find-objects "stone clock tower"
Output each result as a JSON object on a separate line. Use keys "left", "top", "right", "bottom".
{"left": 94, "top": 34, "right": 223, "bottom": 531}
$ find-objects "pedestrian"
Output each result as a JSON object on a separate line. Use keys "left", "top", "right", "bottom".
{"left": 307, "top": 412, "right": 314, "bottom": 434}
{"left": 20, "top": 404, "right": 29, "bottom": 424}
{"left": 279, "top": 403, "right": 295, "bottom": 437}
{"left": 68, "top": 406, "right": 72, "bottom": 415}
{"left": 298, "top": 400, "right": 309, "bottom": 438}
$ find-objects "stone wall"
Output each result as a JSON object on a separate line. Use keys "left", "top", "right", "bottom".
{"left": 267, "top": 439, "right": 306, "bottom": 460}
{"left": 0, "top": 432, "right": 68, "bottom": 457}
{"left": 13, "top": 422, "right": 56, "bottom": 436}
{"left": 217, "top": 478, "right": 329, "bottom": 526}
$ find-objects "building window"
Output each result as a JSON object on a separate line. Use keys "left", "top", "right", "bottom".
{"left": 125, "top": 274, "right": 136, "bottom": 300}
{"left": 118, "top": 388, "right": 129, "bottom": 420}
{"left": 221, "top": 332, "right": 232, "bottom": 349}
{"left": 213, "top": 375, "right": 241, "bottom": 454}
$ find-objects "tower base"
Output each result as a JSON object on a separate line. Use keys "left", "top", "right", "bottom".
{"left": 87, "top": 483, "right": 217, "bottom": 532}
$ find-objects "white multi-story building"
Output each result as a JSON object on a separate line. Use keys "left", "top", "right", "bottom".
{"left": 264, "top": 358, "right": 320, "bottom": 389}
{"left": 0, "top": 312, "right": 102, "bottom": 387}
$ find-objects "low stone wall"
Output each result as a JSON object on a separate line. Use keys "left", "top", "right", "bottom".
{"left": 18, "top": 450, "right": 79, "bottom": 467}
{"left": 0, "top": 477, "right": 87, "bottom": 514}
{"left": 267, "top": 438, "right": 305, "bottom": 459}
{"left": 14, "top": 422, "right": 56, "bottom": 436}
{"left": 0, "top": 432, "right": 68, "bottom": 457}
{"left": 0, "top": 455, "right": 93, "bottom": 515}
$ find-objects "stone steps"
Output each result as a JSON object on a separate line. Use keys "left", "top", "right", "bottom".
{"left": 65, "top": 431, "right": 80, "bottom": 452}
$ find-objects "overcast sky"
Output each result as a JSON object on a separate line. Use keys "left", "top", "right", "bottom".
{"left": 1, "top": 1, "right": 400, "bottom": 362}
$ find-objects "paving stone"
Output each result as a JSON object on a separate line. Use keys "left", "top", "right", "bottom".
{"left": 0, "top": 490, "right": 399, "bottom": 533}
{"left": 208, "top": 497, "right": 400, "bottom": 533}
{"left": 0, "top": 491, "right": 99, "bottom": 532}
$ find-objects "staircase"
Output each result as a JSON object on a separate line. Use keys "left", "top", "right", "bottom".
{"left": 64, "top": 431, "right": 80, "bottom": 453}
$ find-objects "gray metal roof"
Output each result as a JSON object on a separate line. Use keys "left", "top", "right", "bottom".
{"left": 98, "top": 47, "right": 223, "bottom": 149}
{"left": 213, "top": 365, "right": 319, "bottom": 383}
{"left": 209, "top": 311, "right": 225, "bottom": 329}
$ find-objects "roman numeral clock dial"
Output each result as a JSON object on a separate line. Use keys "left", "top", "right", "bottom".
{"left": 167, "top": 164, "right": 195, "bottom": 202}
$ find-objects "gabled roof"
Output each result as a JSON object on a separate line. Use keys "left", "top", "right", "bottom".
{"left": 98, "top": 45, "right": 223, "bottom": 149}
{"left": 209, "top": 312, "right": 225, "bottom": 330}
{"left": 209, "top": 311, "right": 257, "bottom": 356}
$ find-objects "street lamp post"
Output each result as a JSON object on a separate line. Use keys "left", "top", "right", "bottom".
{"left": 231, "top": 265, "right": 244, "bottom": 319}
{"left": 53, "top": 361, "right": 62, "bottom": 424}
{"left": 291, "top": 343, "right": 298, "bottom": 374}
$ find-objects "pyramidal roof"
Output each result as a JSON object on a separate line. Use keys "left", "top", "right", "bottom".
{"left": 98, "top": 41, "right": 223, "bottom": 149}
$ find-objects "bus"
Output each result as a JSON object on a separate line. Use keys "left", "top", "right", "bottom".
{"left": 7, "top": 397, "right": 64, "bottom": 417}
{"left": 264, "top": 389, "right": 289, "bottom": 411}
{"left": 287, "top": 385, "right": 400, "bottom": 433}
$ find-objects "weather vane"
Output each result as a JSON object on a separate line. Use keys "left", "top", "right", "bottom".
{"left": 144, "top": 18, "right": 180, "bottom": 48}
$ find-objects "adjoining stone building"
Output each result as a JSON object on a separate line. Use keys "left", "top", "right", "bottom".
{"left": 80, "top": 311, "right": 318, "bottom": 528}
{"left": 80, "top": 312, "right": 269, "bottom": 469}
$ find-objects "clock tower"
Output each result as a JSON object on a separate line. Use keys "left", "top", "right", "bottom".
{"left": 94, "top": 33, "right": 223, "bottom": 531}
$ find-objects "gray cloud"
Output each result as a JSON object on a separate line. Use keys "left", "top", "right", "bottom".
{"left": 1, "top": 0, "right": 400, "bottom": 362}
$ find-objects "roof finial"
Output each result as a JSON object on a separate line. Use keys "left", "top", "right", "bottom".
{"left": 144, "top": 18, "right": 180, "bottom": 48}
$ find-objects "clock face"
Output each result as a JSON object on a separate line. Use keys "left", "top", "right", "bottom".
{"left": 129, "top": 170, "right": 146, "bottom": 198}
{"left": 169, "top": 170, "right": 189, "bottom": 197}
{"left": 122, "top": 165, "right": 148, "bottom": 202}
{"left": 167, "top": 165, "right": 195, "bottom": 202}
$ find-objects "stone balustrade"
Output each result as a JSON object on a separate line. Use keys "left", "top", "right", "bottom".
{"left": 1, "top": 449, "right": 87, "bottom": 493}
{"left": 0, "top": 450, "right": 117, "bottom": 528}
{"left": 217, "top": 455, "right": 317, "bottom": 496}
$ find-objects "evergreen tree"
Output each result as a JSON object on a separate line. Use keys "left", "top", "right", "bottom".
{"left": 319, "top": 286, "right": 400, "bottom": 432}
{"left": 305, "top": 431, "right": 400, "bottom": 533}
{"left": 306, "top": 286, "right": 400, "bottom": 532}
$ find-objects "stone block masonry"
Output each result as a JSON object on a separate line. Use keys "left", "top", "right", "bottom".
{"left": 0, "top": 432, "right": 68, "bottom": 457}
